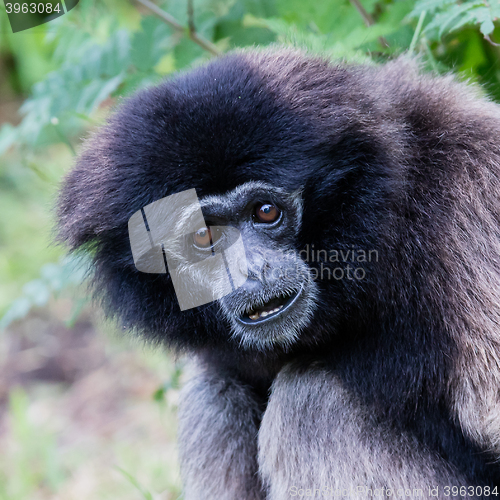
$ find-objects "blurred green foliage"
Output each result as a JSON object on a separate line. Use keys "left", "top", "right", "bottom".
{"left": 0, "top": 0, "right": 499, "bottom": 321}
{"left": 1, "top": 0, "right": 499, "bottom": 155}
{"left": 0, "top": 389, "right": 66, "bottom": 499}
{"left": 0, "top": 349, "right": 183, "bottom": 499}
{"left": 0, "top": 254, "right": 90, "bottom": 329}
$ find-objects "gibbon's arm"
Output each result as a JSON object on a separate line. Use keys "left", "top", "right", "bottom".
{"left": 178, "top": 357, "right": 266, "bottom": 500}
{"left": 258, "top": 363, "right": 473, "bottom": 500}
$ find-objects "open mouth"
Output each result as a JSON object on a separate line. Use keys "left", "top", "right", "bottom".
{"left": 237, "top": 285, "right": 303, "bottom": 325}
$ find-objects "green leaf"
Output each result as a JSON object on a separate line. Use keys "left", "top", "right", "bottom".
{"left": 0, "top": 255, "right": 90, "bottom": 330}
{"left": 5, "top": 29, "right": 132, "bottom": 152}
{"left": 131, "top": 16, "right": 172, "bottom": 73}
{"left": 409, "top": 0, "right": 454, "bottom": 18}
{"left": 479, "top": 17, "right": 495, "bottom": 36}
{"left": 0, "top": 124, "right": 18, "bottom": 156}
{"left": 22, "top": 280, "right": 51, "bottom": 307}
{"left": 438, "top": 1, "right": 484, "bottom": 38}
{"left": 40, "top": 263, "right": 65, "bottom": 292}
{"left": 448, "top": 10, "right": 479, "bottom": 33}
{"left": 0, "top": 297, "right": 31, "bottom": 330}
{"left": 416, "top": 0, "right": 498, "bottom": 40}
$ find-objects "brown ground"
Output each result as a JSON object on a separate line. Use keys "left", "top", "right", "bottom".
{"left": 0, "top": 302, "right": 182, "bottom": 499}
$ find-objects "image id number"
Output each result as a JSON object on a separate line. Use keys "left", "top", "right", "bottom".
{"left": 5, "top": 2, "right": 62, "bottom": 14}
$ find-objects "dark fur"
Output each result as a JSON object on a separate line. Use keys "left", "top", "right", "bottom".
{"left": 58, "top": 48, "right": 500, "bottom": 498}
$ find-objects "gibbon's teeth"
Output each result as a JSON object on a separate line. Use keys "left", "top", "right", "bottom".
{"left": 247, "top": 304, "right": 285, "bottom": 321}
{"left": 238, "top": 286, "right": 303, "bottom": 326}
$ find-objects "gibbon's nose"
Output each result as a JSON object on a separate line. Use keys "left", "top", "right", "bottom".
{"left": 245, "top": 261, "right": 272, "bottom": 286}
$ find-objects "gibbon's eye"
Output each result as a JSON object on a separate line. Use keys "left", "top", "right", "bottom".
{"left": 254, "top": 203, "right": 280, "bottom": 223}
{"left": 193, "top": 227, "right": 212, "bottom": 248}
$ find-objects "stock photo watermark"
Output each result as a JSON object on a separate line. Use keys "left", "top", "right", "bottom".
{"left": 128, "top": 189, "right": 379, "bottom": 311}
{"left": 2, "top": 0, "right": 79, "bottom": 32}
{"left": 261, "top": 244, "right": 379, "bottom": 283}
{"left": 289, "top": 484, "right": 499, "bottom": 498}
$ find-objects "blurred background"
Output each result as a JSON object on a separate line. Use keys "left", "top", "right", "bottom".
{"left": 0, "top": 0, "right": 499, "bottom": 498}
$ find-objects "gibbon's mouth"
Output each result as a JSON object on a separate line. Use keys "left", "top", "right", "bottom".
{"left": 238, "top": 285, "right": 303, "bottom": 325}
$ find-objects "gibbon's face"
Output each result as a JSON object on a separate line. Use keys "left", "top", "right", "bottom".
{"left": 58, "top": 50, "right": 383, "bottom": 352}
{"left": 207, "top": 183, "right": 318, "bottom": 350}
{"left": 129, "top": 180, "right": 319, "bottom": 350}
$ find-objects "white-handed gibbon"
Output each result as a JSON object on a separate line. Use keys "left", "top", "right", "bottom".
{"left": 57, "top": 48, "right": 500, "bottom": 499}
